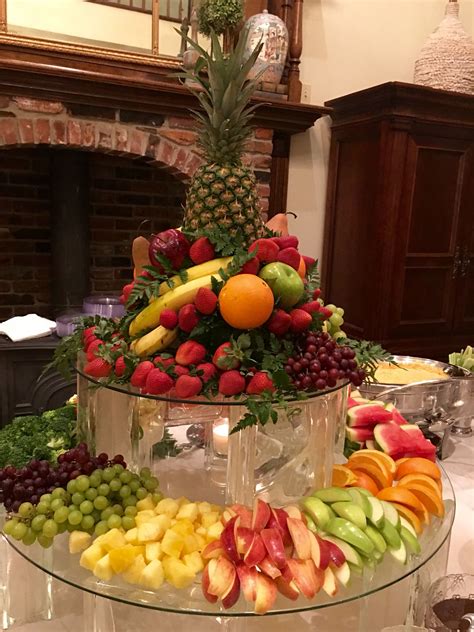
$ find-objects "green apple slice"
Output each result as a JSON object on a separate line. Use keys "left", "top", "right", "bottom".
{"left": 346, "top": 488, "right": 372, "bottom": 516}
{"left": 303, "top": 512, "right": 318, "bottom": 533}
{"left": 380, "top": 500, "right": 401, "bottom": 529}
{"left": 313, "top": 488, "right": 352, "bottom": 503}
{"left": 372, "top": 548, "right": 383, "bottom": 562}
{"left": 301, "top": 497, "right": 332, "bottom": 530}
{"left": 322, "top": 535, "right": 364, "bottom": 567}
{"left": 399, "top": 526, "right": 421, "bottom": 555}
{"left": 389, "top": 539, "right": 407, "bottom": 564}
{"left": 348, "top": 562, "right": 363, "bottom": 576}
{"left": 366, "top": 496, "right": 385, "bottom": 529}
{"left": 333, "top": 561, "right": 351, "bottom": 587}
{"left": 325, "top": 518, "right": 375, "bottom": 557}
{"left": 351, "top": 486, "right": 372, "bottom": 498}
{"left": 332, "top": 502, "right": 367, "bottom": 530}
{"left": 380, "top": 520, "right": 402, "bottom": 549}
{"left": 364, "top": 525, "right": 387, "bottom": 554}
{"left": 399, "top": 516, "right": 417, "bottom": 539}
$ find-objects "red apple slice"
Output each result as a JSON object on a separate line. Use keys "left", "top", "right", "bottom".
{"left": 258, "top": 556, "right": 282, "bottom": 580}
{"left": 222, "top": 571, "right": 241, "bottom": 609}
{"left": 236, "top": 527, "right": 255, "bottom": 557}
{"left": 309, "top": 532, "right": 330, "bottom": 570}
{"left": 230, "top": 504, "right": 253, "bottom": 529}
{"left": 221, "top": 516, "right": 240, "bottom": 564}
{"left": 286, "top": 559, "right": 323, "bottom": 599}
{"left": 287, "top": 517, "right": 312, "bottom": 560}
{"left": 261, "top": 528, "right": 287, "bottom": 569}
{"left": 322, "top": 565, "right": 338, "bottom": 597}
{"left": 201, "top": 563, "right": 218, "bottom": 603}
{"left": 222, "top": 508, "right": 237, "bottom": 525}
{"left": 236, "top": 563, "right": 258, "bottom": 602}
{"left": 267, "top": 507, "right": 291, "bottom": 546}
{"left": 275, "top": 575, "right": 300, "bottom": 601}
{"left": 324, "top": 538, "right": 346, "bottom": 568}
{"left": 252, "top": 499, "right": 271, "bottom": 532}
{"left": 254, "top": 572, "right": 277, "bottom": 615}
{"left": 243, "top": 532, "right": 266, "bottom": 567}
{"left": 283, "top": 504, "right": 305, "bottom": 521}
{"left": 333, "top": 561, "right": 351, "bottom": 587}
{"left": 208, "top": 556, "right": 236, "bottom": 598}
{"left": 202, "top": 540, "right": 227, "bottom": 560}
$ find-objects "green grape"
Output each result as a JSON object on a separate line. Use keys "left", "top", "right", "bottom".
{"left": 107, "top": 514, "right": 122, "bottom": 530}
{"left": 88, "top": 472, "right": 102, "bottom": 488}
{"left": 22, "top": 527, "right": 36, "bottom": 546}
{"left": 102, "top": 468, "right": 115, "bottom": 483}
{"left": 54, "top": 507, "right": 70, "bottom": 524}
{"left": 140, "top": 467, "right": 151, "bottom": 479}
{"left": 144, "top": 477, "right": 159, "bottom": 492}
{"left": 136, "top": 487, "right": 148, "bottom": 500}
{"left": 94, "top": 495, "right": 109, "bottom": 511}
{"left": 124, "top": 506, "right": 138, "bottom": 517}
{"left": 85, "top": 488, "right": 98, "bottom": 501}
{"left": 72, "top": 493, "right": 85, "bottom": 506}
{"left": 12, "top": 522, "right": 28, "bottom": 541}
{"left": 50, "top": 498, "right": 64, "bottom": 511}
{"left": 112, "top": 504, "right": 123, "bottom": 516}
{"left": 101, "top": 507, "right": 114, "bottom": 521}
{"left": 109, "top": 478, "right": 122, "bottom": 493}
{"left": 68, "top": 504, "right": 76, "bottom": 512}
{"left": 31, "top": 514, "right": 47, "bottom": 532}
{"left": 67, "top": 480, "right": 77, "bottom": 494}
{"left": 36, "top": 501, "right": 50, "bottom": 515}
{"left": 329, "top": 313, "right": 344, "bottom": 328}
{"left": 51, "top": 488, "right": 68, "bottom": 501}
{"left": 129, "top": 480, "right": 140, "bottom": 493}
{"left": 121, "top": 516, "right": 135, "bottom": 531}
{"left": 3, "top": 519, "right": 17, "bottom": 536}
{"left": 336, "top": 307, "right": 344, "bottom": 316}
{"left": 57, "top": 522, "right": 68, "bottom": 534}
{"left": 152, "top": 492, "right": 163, "bottom": 504}
{"left": 119, "top": 485, "right": 131, "bottom": 499}
{"left": 37, "top": 535, "right": 53, "bottom": 548}
{"left": 79, "top": 500, "right": 94, "bottom": 515}
{"left": 91, "top": 510, "right": 101, "bottom": 523}
{"left": 68, "top": 510, "right": 83, "bottom": 526}
{"left": 18, "top": 502, "right": 34, "bottom": 518}
{"left": 75, "top": 476, "right": 90, "bottom": 493}
{"left": 42, "top": 519, "right": 58, "bottom": 538}
{"left": 81, "top": 515, "right": 95, "bottom": 531}
{"left": 97, "top": 483, "right": 110, "bottom": 497}
{"left": 112, "top": 464, "right": 124, "bottom": 475}
{"left": 40, "top": 493, "right": 53, "bottom": 503}
{"left": 66, "top": 522, "right": 76, "bottom": 533}
{"left": 94, "top": 521, "right": 109, "bottom": 536}
{"left": 122, "top": 495, "right": 138, "bottom": 508}
{"left": 119, "top": 470, "right": 132, "bottom": 484}
{"left": 325, "top": 304, "right": 336, "bottom": 313}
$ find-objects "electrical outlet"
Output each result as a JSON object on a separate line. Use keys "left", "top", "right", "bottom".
{"left": 301, "top": 83, "right": 312, "bottom": 104}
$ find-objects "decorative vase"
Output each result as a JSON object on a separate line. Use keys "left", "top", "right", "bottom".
{"left": 414, "top": 1, "right": 474, "bottom": 95}
{"left": 243, "top": 9, "right": 289, "bottom": 85}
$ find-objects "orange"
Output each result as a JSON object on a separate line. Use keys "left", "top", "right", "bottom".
{"left": 297, "top": 257, "right": 306, "bottom": 280}
{"left": 395, "top": 458, "right": 441, "bottom": 481}
{"left": 218, "top": 274, "right": 274, "bottom": 330}
{"left": 406, "top": 484, "right": 445, "bottom": 518}
{"left": 332, "top": 465, "right": 357, "bottom": 487}
{"left": 376, "top": 487, "right": 426, "bottom": 513}
{"left": 395, "top": 458, "right": 410, "bottom": 469}
{"left": 390, "top": 503, "right": 423, "bottom": 535}
{"left": 347, "top": 461, "right": 392, "bottom": 490}
{"left": 349, "top": 470, "right": 379, "bottom": 496}
{"left": 397, "top": 474, "right": 442, "bottom": 499}
{"left": 349, "top": 450, "right": 396, "bottom": 475}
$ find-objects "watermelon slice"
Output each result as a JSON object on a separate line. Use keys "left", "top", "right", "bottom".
{"left": 346, "top": 427, "right": 374, "bottom": 443}
{"left": 374, "top": 423, "right": 436, "bottom": 461}
{"left": 400, "top": 424, "right": 424, "bottom": 439}
{"left": 365, "top": 440, "right": 377, "bottom": 450}
{"left": 348, "top": 397, "right": 363, "bottom": 408}
{"left": 347, "top": 404, "right": 393, "bottom": 428}
{"left": 384, "top": 403, "right": 407, "bottom": 426}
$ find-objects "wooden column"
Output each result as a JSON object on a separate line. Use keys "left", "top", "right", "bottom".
{"left": 269, "top": 132, "right": 291, "bottom": 216}
{"left": 288, "top": 0, "right": 303, "bottom": 102}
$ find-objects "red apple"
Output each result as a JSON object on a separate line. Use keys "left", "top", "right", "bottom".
{"left": 261, "top": 528, "right": 287, "bottom": 569}
{"left": 252, "top": 499, "right": 271, "bottom": 532}
{"left": 334, "top": 561, "right": 351, "bottom": 587}
{"left": 254, "top": 572, "right": 278, "bottom": 615}
{"left": 309, "top": 532, "right": 330, "bottom": 570}
{"left": 322, "top": 565, "right": 338, "bottom": 597}
{"left": 236, "top": 563, "right": 258, "bottom": 602}
{"left": 243, "top": 533, "right": 266, "bottom": 567}
{"left": 148, "top": 228, "right": 190, "bottom": 271}
{"left": 286, "top": 559, "right": 324, "bottom": 599}
{"left": 202, "top": 540, "right": 228, "bottom": 561}
{"left": 230, "top": 504, "right": 253, "bottom": 529}
{"left": 275, "top": 575, "right": 300, "bottom": 601}
{"left": 324, "top": 538, "right": 346, "bottom": 568}
{"left": 202, "top": 564, "right": 218, "bottom": 603}
{"left": 208, "top": 556, "right": 237, "bottom": 598}
{"left": 236, "top": 527, "right": 255, "bottom": 557}
{"left": 283, "top": 504, "right": 305, "bottom": 521}
{"left": 221, "top": 516, "right": 240, "bottom": 564}
{"left": 221, "top": 508, "right": 237, "bottom": 525}
{"left": 258, "top": 556, "right": 282, "bottom": 580}
{"left": 287, "top": 517, "right": 312, "bottom": 560}
{"left": 267, "top": 508, "right": 292, "bottom": 546}
{"left": 222, "top": 571, "right": 241, "bottom": 609}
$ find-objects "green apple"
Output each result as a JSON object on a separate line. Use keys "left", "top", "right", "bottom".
{"left": 388, "top": 540, "right": 407, "bottom": 564}
{"left": 399, "top": 516, "right": 417, "bottom": 539}
{"left": 366, "top": 497, "right": 385, "bottom": 529}
{"left": 380, "top": 500, "right": 400, "bottom": 529}
{"left": 301, "top": 497, "right": 332, "bottom": 530}
{"left": 332, "top": 502, "right": 367, "bottom": 530}
{"left": 323, "top": 535, "right": 364, "bottom": 567}
{"left": 258, "top": 262, "right": 304, "bottom": 309}
{"left": 399, "top": 526, "right": 421, "bottom": 555}
{"left": 325, "top": 518, "right": 375, "bottom": 557}
{"left": 364, "top": 525, "right": 387, "bottom": 554}
{"left": 302, "top": 512, "right": 318, "bottom": 533}
{"left": 346, "top": 488, "right": 372, "bottom": 516}
{"left": 380, "top": 520, "right": 401, "bottom": 549}
{"left": 313, "top": 488, "right": 352, "bottom": 504}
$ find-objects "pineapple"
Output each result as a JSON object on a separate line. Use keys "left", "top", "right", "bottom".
{"left": 182, "top": 31, "right": 265, "bottom": 246}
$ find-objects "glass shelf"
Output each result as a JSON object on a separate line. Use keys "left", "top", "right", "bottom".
{"left": 0, "top": 467, "right": 455, "bottom": 618}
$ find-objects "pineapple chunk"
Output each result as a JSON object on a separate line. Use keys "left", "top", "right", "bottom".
{"left": 100, "top": 528, "right": 126, "bottom": 552}
{"left": 198, "top": 502, "right": 212, "bottom": 515}
{"left": 183, "top": 551, "right": 204, "bottom": 574}
{"left": 148, "top": 514, "right": 172, "bottom": 533}
{"left": 80, "top": 544, "right": 105, "bottom": 571}
{"left": 162, "top": 556, "right": 195, "bottom": 589}
{"left": 171, "top": 519, "right": 194, "bottom": 537}
{"left": 125, "top": 528, "right": 139, "bottom": 545}
{"left": 206, "top": 522, "right": 224, "bottom": 541}
{"left": 195, "top": 534, "right": 207, "bottom": 550}
{"left": 176, "top": 497, "right": 191, "bottom": 507}
{"left": 140, "top": 559, "right": 165, "bottom": 590}
{"left": 195, "top": 526, "right": 207, "bottom": 537}
{"left": 69, "top": 531, "right": 92, "bottom": 554}
{"left": 137, "top": 522, "right": 162, "bottom": 543}
{"left": 136, "top": 496, "right": 156, "bottom": 512}
{"left": 135, "top": 510, "right": 156, "bottom": 527}
{"left": 161, "top": 529, "right": 184, "bottom": 558}
{"left": 109, "top": 545, "right": 137, "bottom": 574}
{"left": 145, "top": 542, "right": 163, "bottom": 562}
{"left": 122, "top": 554, "right": 146, "bottom": 585}
{"left": 155, "top": 498, "right": 179, "bottom": 518}
{"left": 93, "top": 554, "right": 114, "bottom": 581}
{"left": 176, "top": 503, "right": 199, "bottom": 522}
{"left": 201, "top": 512, "right": 219, "bottom": 528}
{"left": 182, "top": 534, "right": 200, "bottom": 555}
{"left": 210, "top": 504, "right": 223, "bottom": 513}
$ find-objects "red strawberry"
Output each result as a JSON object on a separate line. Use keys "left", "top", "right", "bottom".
{"left": 160, "top": 308, "right": 178, "bottom": 329}
{"left": 189, "top": 237, "right": 215, "bottom": 265}
{"left": 299, "top": 301, "right": 321, "bottom": 314}
{"left": 213, "top": 342, "right": 240, "bottom": 370}
{"left": 154, "top": 356, "right": 175, "bottom": 369}
{"left": 290, "top": 308, "right": 313, "bottom": 332}
{"left": 86, "top": 339, "right": 104, "bottom": 362}
{"left": 122, "top": 282, "right": 134, "bottom": 303}
{"left": 248, "top": 239, "right": 279, "bottom": 263}
{"left": 302, "top": 255, "right": 316, "bottom": 269}
{"left": 176, "top": 340, "right": 207, "bottom": 366}
{"left": 218, "top": 370, "right": 246, "bottom": 396}
{"left": 83, "top": 326, "right": 96, "bottom": 343}
{"left": 144, "top": 369, "right": 174, "bottom": 395}
{"left": 267, "top": 309, "right": 291, "bottom": 336}
{"left": 119, "top": 294, "right": 126, "bottom": 305}
{"left": 277, "top": 247, "right": 301, "bottom": 271}
{"left": 130, "top": 361, "right": 154, "bottom": 388}
{"left": 196, "top": 362, "right": 217, "bottom": 383}
{"left": 175, "top": 375, "right": 203, "bottom": 398}
{"left": 313, "top": 288, "right": 321, "bottom": 299}
{"left": 83, "top": 334, "right": 97, "bottom": 351}
{"left": 194, "top": 288, "right": 218, "bottom": 315}
{"left": 239, "top": 256, "right": 260, "bottom": 275}
{"left": 84, "top": 358, "right": 112, "bottom": 378}
{"left": 272, "top": 235, "right": 299, "bottom": 250}
{"left": 178, "top": 304, "right": 200, "bottom": 333}
{"left": 246, "top": 372, "right": 275, "bottom": 395}
{"left": 320, "top": 306, "right": 333, "bottom": 319}
{"left": 114, "top": 356, "right": 126, "bottom": 378}
{"left": 174, "top": 365, "right": 190, "bottom": 377}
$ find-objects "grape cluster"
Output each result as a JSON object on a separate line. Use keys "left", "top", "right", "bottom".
{"left": 3, "top": 465, "right": 160, "bottom": 548}
{"left": 285, "top": 332, "right": 366, "bottom": 391}
{"left": 0, "top": 444, "right": 126, "bottom": 513}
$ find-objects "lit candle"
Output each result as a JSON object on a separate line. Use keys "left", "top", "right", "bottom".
{"left": 213, "top": 420, "right": 229, "bottom": 456}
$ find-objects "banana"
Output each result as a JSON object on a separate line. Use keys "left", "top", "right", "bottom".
{"left": 131, "top": 326, "right": 178, "bottom": 358}
{"left": 152, "top": 257, "right": 232, "bottom": 300}
{"left": 130, "top": 272, "right": 225, "bottom": 337}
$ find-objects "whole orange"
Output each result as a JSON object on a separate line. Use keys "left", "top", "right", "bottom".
{"left": 219, "top": 274, "right": 274, "bottom": 329}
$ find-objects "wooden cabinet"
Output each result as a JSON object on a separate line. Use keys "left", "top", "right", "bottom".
{"left": 322, "top": 82, "right": 474, "bottom": 360}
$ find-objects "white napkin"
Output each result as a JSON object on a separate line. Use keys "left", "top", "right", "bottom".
{"left": 0, "top": 314, "right": 57, "bottom": 342}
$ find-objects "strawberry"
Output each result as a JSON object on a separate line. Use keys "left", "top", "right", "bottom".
{"left": 122, "top": 282, "right": 134, "bottom": 303}
{"left": 194, "top": 288, "right": 218, "bottom": 315}
{"left": 86, "top": 339, "right": 104, "bottom": 362}
{"left": 213, "top": 342, "right": 240, "bottom": 370}
{"left": 299, "top": 301, "right": 321, "bottom": 314}
{"left": 196, "top": 362, "right": 217, "bottom": 383}
{"left": 302, "top": 255, "right": 316, "bottom": 269}
{"left": 272, "top": 235, "right": 299, "bottom": 250}
{"left": 130, "top": 361, "right": 154, "bottom": 388}
{"left": 114, "top": 356, "right": 126, "bottom": 378}
{"left": 319, "top": 306, "right": 333, "bottom": 319}
{"left": 248, "top": 238, "right": 279, "bottom": 263}
{"left": 313, "top": 288, "right": 321, "bottom": 299}
{"left": 174, "top": 365, "right": 190, "bottom": 377}
{"left": 83, "top": 326, "right": 96, "bottom": 343}
{"left": 176, "top": 340, "right": 207, "bottom": 366}
{"left": 189, "top": 237, "right": 215, "bottom": 265}
{"left": 277, "top": 247, "right": 301, "bottom": 271}
{"left": 246, "top": 372, "right": 275, "bottom": 395}
{"left": 160, "top": 308, "right": 178, "bottom": 329}
{"left": 290, "top": 308, "right": 312, "bottom": 332}
{"left": 154, "top": 356, "right": 175, "bottom": 369}
{"left": 178, "top": 304, "right": 200, "bottom": 333}
{"left": 175, "top": 375, "right": 203, "bottom": 399}
{"left": 239, "top": 256, "right": 260, "bottom": 275}
{"left": 267, "top": 309, "right": 291, "bottom": 336}
{"left": 119, "top": 294, "right": 126, "bottom": 305}
{"left": 218, "top": 370, "right": 246, "bottom": 396}
{"left": 84, "top": 358, "right": 112, "bottom": 378}
{"left": 144, "top": 369, "right": 174, "bottom": 395}
{"left": 83, "top": 334, "right": 97, "bottom": 351}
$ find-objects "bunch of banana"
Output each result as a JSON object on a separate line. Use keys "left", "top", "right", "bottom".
{"left": 154, "top": 256, "right": 232, "bottom": 299}
{"left": 131, "top": 326, "right": 178, "bottom": 358}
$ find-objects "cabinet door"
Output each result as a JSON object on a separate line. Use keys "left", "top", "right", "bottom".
{"left": 389, "top": 136, "right": 471, "bottom": 339}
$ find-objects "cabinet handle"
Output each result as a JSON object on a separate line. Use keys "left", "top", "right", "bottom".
{"left": 452, "top": 246, "right": 462, "bottom": 278}
{"left": 460, "top": 246, "right": 471, "bottom": 277}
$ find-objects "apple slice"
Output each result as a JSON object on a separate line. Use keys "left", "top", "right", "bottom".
{"left": 322, "top": 565, "right": 338, "bottom": 597}
{"left": 322, "top": 535, "right": 364, "bottom": 568}
{"left": 230, "top": 504, "right": 253, "bottom": 529}
{"left": 243, "top": 533, "right": 266, "bottom": 567}
{"left": 201, "top": 563, "right": 218, "bottom": 603}
{"left": 221, "top": 516, "right": 240, "bottom": 563}
{"left": 236, "top": 563, "right": 258, "bottom": 602}
{"left": 254, "top": 572, "right": 277, "bottom": 615}
{"left": 222, "top": 571, "right": 241, "bottom": 609}
{"left": 261, "top": 528, "right": 287, "bottom": 569}
{"left": 323, "top": 537, "right": 345, "bottom": 568}
{"left": 367, "top": 496, "right": 385, "bottom": 529}
{"left": 221, "top": 508, "right": 237, "bottom": 525}
{"left": 202, "top": 540, "right": 227, "bottom": 560}
{"left": 236, "top": 527, "right": 255, "bottom": 557}
{"left": 284, "top": 504, "right": 305, "bottom": 521}
{"left": 208, "top": 556, "right": 236, "bottom": 598}
{"left": 267, "top": 508, "right": 291, "bottom": 546}
{"left": 258, "top": 555, "right": 282, "bottom": 579}
{"left": 286, "top": 559, "right": 323, "bottom": 599}
{"left": 309, "top": 532, "right": 331, "bottom": 570}
{"left": 333, "top": 561, "right": 351, "bottom": 587}
{"left": 252, "top": 499, "right": 271, "bottom": 532}
{"left": 287, "top": 517, "right": 312, "bottom": 560}
{"left": 275, "top": 575, "right": 300, "bottom": 601}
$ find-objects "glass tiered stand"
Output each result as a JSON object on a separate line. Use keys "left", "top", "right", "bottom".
{"left": 0, "top": 361, "right": 455, "bottom": 632}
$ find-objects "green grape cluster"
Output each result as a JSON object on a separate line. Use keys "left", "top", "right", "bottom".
{"left": 3, "top": 465, "right": 161, "bottom": 548}
{"left": 324, "top": 304, "right": 346, "bottom": 341}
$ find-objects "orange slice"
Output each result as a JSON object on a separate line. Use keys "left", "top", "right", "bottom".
{"left": 347, "top": 461, "right": 392, "bottom": 490}
{"left": 414, "top": 502, "right": 430, "bottom": 526}
{"left": 349, "top": 470, "right": 379, "bottom": 496}
{"left": 397, "top": 474, "right": 442, "bottom": 499}
{"left": 399, "top": 483, "right": 445, "bottom": 518}
{"left": 390, "top": 502, "right": 422, "bottom": 535}
{"left": 349, "top": 449, "right": 396, "bottom": 475}
{"left": 395, "top": 458, "right": 410, "bottom": 468}
{"left": 332, "top": 465, "right": 357, "bottom": 487}
{"left": 376, "top": 487, "right": 426, "bottom": 513}
{"left": 395, "top": 458, "right": 441, "bottom": 481}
